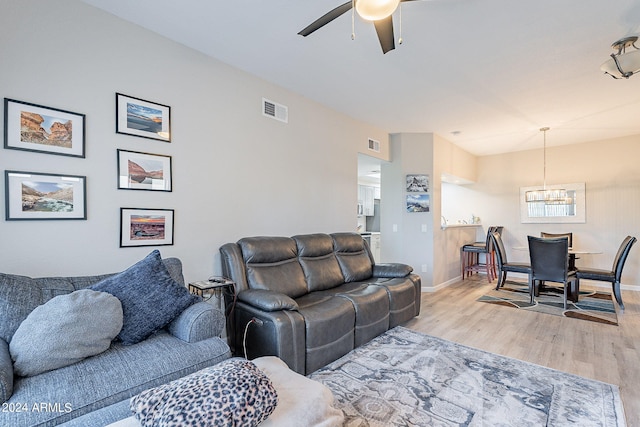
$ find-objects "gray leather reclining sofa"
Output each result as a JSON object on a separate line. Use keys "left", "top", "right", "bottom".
{"left": 220, "top": 232, "right": 421, "bottom": 375}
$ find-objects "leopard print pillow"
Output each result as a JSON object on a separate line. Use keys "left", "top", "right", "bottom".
{"left": 130, "top": 358, "right": 278, "bottom": 427}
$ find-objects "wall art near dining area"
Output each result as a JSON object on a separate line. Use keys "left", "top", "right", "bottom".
{"left": 4, "top": 170, "right": 87, "bottom": 220}
{"left": 116, "top": 93, "right": 171, "bottom": 142}
{"left": 120, "top": 208, "right": 174, "bottom": 247}
{"left": 406, "top": 174, "right": 429, "bottom": 192}
{"left": 117, "top": 149, "right": 172, "bottom": 191}
{"left": 4, "top": 98, "right": 86, "bottom": 158}
{"left": 406, "top": 193, "right": 430, "bottom": 213}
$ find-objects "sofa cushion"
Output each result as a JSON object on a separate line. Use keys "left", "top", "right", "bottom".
{"left": 0, "top": 338, "right": 12, "bottom": 404}
{"left": 239, "top": 237, "right": 308, "bottom": 298}
{"left": 91, "top": 250, "right": 198, "bottom": 345}
{"left": 130, "top": 358, "right": 277, "bottom": 427}
{"left": 294, "top": 234, "right": 345, "bottom": 292}
{"left": 10, "top": 289, "right": 123, "bottom": 377}
{"left": 0, "top": 258, "right": 183, "bottom": 345}
{"left": 0, "top": 331, "right": 231, "bottom": 427}
{"left": 332, "top": 233, "right": 373, "bottom": 282}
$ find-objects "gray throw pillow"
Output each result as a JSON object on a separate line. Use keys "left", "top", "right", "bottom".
{"left": 9, "top": 289, "right": 123, "bottom": 377}
{"left": 90, "top": 250, "right": 199, "bottom": 345}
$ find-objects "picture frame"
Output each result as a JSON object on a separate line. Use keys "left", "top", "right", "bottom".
{"left": 5, "top": 170, "right": 87, "bottom": 220}
{"left": 4, "top": 98, "right": 86, "bottom": 158}
{"left": 116, "top": 93, "right": 171, "bottom": 142}
{"left": 406, "top": 174, "right": 429, "bottom": 192}
{"left": 117, "top": 149, "right": 172, "bottom": 191}
{"left": 406, "top": 194, "right": 430, "bottom": 213}
{"left": 120, "top": 208, "right": 174, "bottom": 247}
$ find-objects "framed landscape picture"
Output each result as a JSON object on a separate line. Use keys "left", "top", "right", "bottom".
{"left": 120, "top": 208, "right": 174, "bottom": 247}
{"left": 406, "top": 194, "right": 430, "bottom": 213}
{"left": 406, "top": 174, "right": 429, "bottom": 192}
{"left": 116, "top": 93, "right": 171, "bottom": 142}
{"left": 4, "top": 98, "right": 86, "bottom": 157}
{"left": 117, "top": 149, "right": 172, "bottom": 191}
{"left": 5, "top": 170, "right": 87, "bottom": 220}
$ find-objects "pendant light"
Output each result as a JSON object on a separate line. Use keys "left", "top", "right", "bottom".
{"left": 525, "top": 127, "right": 570, "bottom": 205}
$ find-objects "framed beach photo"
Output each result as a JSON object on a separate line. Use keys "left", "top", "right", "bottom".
{"left": 5, "top": 170, "right": 87, "bottom": 220}
{"left": 116, "top": 93, "right": 171, "bottom": 142}
{"left": 117, "top": 149, "right": 172, "bottom": 191}
{"left": 120, "top": 208, "right": 174, "bottom": 247}
{"left": 4, "top": 98, "right": 86, "bottom": 158}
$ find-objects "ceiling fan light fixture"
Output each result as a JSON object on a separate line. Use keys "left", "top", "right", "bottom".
{"left": 355, "top": 0, "right": 400, "bottom": 21}
{"left": 601, "top": 36, "right": 640, "bottom": 79}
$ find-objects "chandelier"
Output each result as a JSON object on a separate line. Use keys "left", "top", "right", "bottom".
{"left": 525, "top": 128, "right": 571, "bottom": 205}
{"left": 600, "top": 36, "right": 640, "bottom": 79}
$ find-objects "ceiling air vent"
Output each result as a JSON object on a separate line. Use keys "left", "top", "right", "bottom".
{"left": 368, "top": 138, "right": 380, "bottom": 153}
{"left": 262, "top": 98, "right": 288, "bottom": 123}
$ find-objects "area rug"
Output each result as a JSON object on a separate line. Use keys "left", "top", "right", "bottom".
{"left": 477, "top": 280, "right": 618, "bottom": 325}
{"left": 309, "top": 326, "right": 625, "bottom": 427}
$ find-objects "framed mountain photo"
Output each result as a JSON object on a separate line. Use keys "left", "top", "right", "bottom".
{"left": 5, "top": 170, "right": 87, "bottom": 220}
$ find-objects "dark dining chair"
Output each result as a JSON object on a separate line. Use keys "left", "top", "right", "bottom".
{"left": 461, "top": 226, "right": 503, "bottom": 282}
{"left": 528, "top": 235, "right": 577, "bottom": 309}
{"left": 541, "top": 232, "right": 576, "bottom": 270}
{"left": 576, "top": 236, "right": 637, "bottom": 310}
{"left": 490, "top": 232, "right": 531, "bottom": 290}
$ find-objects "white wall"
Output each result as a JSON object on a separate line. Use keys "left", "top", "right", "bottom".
{"left": 0, "top": 0, "right": 389, "bottom": 283}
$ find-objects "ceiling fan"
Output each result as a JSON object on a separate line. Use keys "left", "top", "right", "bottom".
{"left": 298, "top": 0, "right": 423, "bottom": 54}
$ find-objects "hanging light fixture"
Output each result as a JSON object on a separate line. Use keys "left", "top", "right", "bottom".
{"left": 525, "top": 128, "right": 571, "bottom": 205}
{"left": 600, "top": 36, "right": 640, "bottom": 79}
{"left": 355, "top": 0, "right": 400, "bottom": 21}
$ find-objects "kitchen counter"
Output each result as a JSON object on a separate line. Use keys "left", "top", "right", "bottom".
{"left": 441, "top": 223, "right": 482, "bottom": 230}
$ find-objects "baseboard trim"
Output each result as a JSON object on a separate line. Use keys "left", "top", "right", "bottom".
{"left": 422, "top": 273, "right": 640, "bottom": 293}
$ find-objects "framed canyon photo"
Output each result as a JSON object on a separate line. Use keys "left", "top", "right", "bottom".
{"left": 120, "top": 208, "right": 174, "bottom": 247}
{"left": 4, "top": 98, "right": 86, "bottom": 158}
{"left": 5, "top": 170, "right": 87, "bottom": 220}
{"left": 116, "top": 93, "right": 171, "bottom": 142}
{"left": 117, "top": 149, "right": 172, "bottom": 191}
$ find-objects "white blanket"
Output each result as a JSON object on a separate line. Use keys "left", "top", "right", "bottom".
{"left": 106, "top": 356, "right": 344, "bottom": 427}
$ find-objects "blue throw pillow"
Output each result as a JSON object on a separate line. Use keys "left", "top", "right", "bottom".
{"left": 91, "top": 250, "right": 198, "bottom": 345}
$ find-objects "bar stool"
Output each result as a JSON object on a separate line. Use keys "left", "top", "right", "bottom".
{"left": 461, "top": 226, "right": 503, "bottom": 282}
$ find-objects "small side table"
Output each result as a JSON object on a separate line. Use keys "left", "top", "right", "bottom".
{"left": 188, "top": 278, "right": 236, "bottom": 346}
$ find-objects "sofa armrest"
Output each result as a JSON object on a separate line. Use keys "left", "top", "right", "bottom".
{"left": 167, "top": 302, "right": 225, "bottom": 343}
{"left": 372, "top": 263, "right": 414, "bottom": 278}
{"left": 237, "top": 289, "right": 299, "bottom": 312}
{"left": 0, "top": 338, "right": 13, "bottom": 404}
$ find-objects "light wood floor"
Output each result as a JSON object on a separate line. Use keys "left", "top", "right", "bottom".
{"left": 404, "top": 274, "right": 640, "bottom": 425}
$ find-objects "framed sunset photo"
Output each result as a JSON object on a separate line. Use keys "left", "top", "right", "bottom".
{"left": 120, "top": 208, "right": 174, "bottom": 247}
{"left": 116, "top": 93, "right": 171, "bottom": 142}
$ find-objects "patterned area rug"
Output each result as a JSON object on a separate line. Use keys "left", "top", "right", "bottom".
{"left": 477, "top": 280, "right": 618, "bottom": 325}
{"left": 309, "top": 327, "right": 625, "bottom": 427}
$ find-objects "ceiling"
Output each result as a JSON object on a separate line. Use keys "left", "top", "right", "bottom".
{"left": 82, "top": 0, "right": 640, "bottom": 156}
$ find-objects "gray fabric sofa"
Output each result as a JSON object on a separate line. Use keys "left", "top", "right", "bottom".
{"left": 0, "top": 257, "right": 231, "bottom": 427}
{"left": 220, "top": 232, "right": 421, "bottom": 375}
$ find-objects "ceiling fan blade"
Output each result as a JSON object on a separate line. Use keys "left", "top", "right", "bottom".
{"left": 298, "top": 1, "right": 353, "bottom": 37}
{"left": 373, "top": 15, "right": 395, "bottom": 54}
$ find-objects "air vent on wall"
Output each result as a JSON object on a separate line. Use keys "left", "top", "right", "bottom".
{"left": 368, "top": 138, "right": 380, "bottom": 153}
{"left": 262, "top": 98, "right": 288, "bottom": 123}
